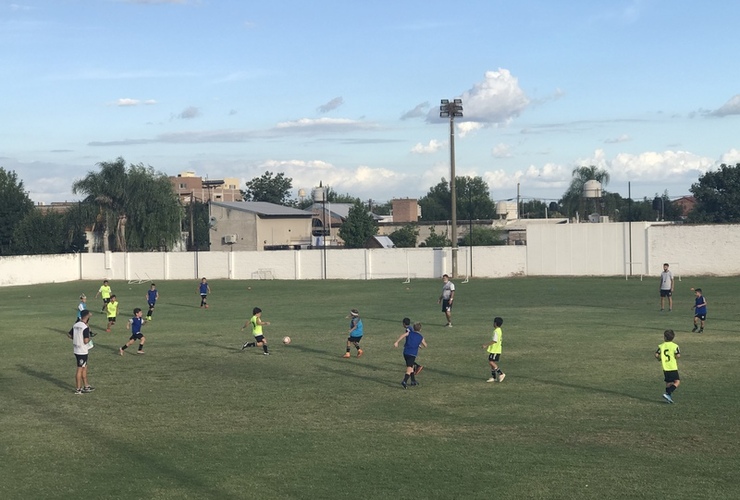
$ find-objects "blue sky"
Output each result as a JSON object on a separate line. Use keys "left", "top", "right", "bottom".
{"left": 2, "top": 0, "right": 739, "bottom": 206}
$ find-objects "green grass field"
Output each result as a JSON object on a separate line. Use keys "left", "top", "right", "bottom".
{"left": 1, "top": 276, "right": 738, "bottom": 499}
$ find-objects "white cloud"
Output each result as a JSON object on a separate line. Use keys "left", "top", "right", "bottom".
{"left": 115, "top": 98, "right": 140, "bottom": 107}
{"left": 582, "top": 149, "right": 714, "bottom": 182}
{"left": 274, "top": 117, "right": 379, "bottom": 135}
{"left": 246, "top": 159, "right": 411, "bottom": 200}
{"left": 401, "top": 102, "right": 428, "bottom": 120}
{"left": 711, "top": 94, "right": 740, "bottom": 117}
{"left": 492, "top": 143, "right": 512, "bottom": 158}
{"left": 113, "top": 98, "right": 157, "bottom": 107}
{"left": 411, "top": 139, "right": 444, "bottom": 154}
{"left": 317, "top": 97, "right": 344, "bottom": 114}
{"left": 459, "top": 69, "right": 530, "bottom": 124}
{"left": 719, "top": 148, "right": 740, "bottom": 165}
{"left": 604, "top": 134, "right": 630, "bottom": 144}
{"left": 456, "top": 122, "right": 484, "bottom": 138}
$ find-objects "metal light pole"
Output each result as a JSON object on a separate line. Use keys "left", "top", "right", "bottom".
{"left": 440, "top": 98, "right": 462, "bottom": 278}
{"left": 313, "top": 182, "right": 328, "bottom": 279}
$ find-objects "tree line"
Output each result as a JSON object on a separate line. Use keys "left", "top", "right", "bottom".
{"left": 2, "top": 160, "right": 739, "bottom": 255}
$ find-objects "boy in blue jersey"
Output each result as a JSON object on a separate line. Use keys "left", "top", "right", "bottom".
{"left": 199, "top": 278, "right": 211, "bottom": 309}
{"left": 402, "top": 317, "right": 423, "bottom": 375}
{"left": 690, "top": 287, "right": 707, "bottom": 333}
{"left": 146, "top": 283, "right": 159, "bottom": 321}
{"left": 343, "top": 309, "right": 364, "bottom": 358}
{"left": 77, "top": 294, "right": 87, "bottom": 321}
{"left": 120, "top": 308, "right": 146, "bottom": 355}
{"left": 394, "top": 322, "right": 427, "bottom": 388}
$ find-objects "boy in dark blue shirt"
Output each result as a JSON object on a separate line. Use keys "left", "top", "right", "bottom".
{"left": 146, "top": 283, "right": 159, "bottom": 321}
{"left": 199, "top": 278, "right": 211, "bottom": 309}
{"left": 120, "top": 308, "right": 146, "bottom": 355}
{"left": 691, "top": 287, "right": 707, "bottom": 333}
{"left": 394, "top": 321, "right": 427, "bottom": 389}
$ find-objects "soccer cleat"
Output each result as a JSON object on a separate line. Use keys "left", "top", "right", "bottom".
{"left": 342, "top": 352, "right": 351, "bottom": 358}
{"left": 106, "top": 329, "right": 111, "bottom": 333}
{"left": 357, "top": 349, "right": 364, "bottom": 358}
{"left": 662, "top": 393, "right": 674, "bottom": 403}
{"left": 401, "top": 381, "right": 407, "bottom": 389}
{"left": 498, "top": 373, "right": 506, "bottom": 383}
{"left": 119, "top": 348, "right": 124, "bottom": 356}
{"left": 263, "top": 352, "right": 270, "bottom": 356}
{"left": 146, "top": 316, "right": 152, "bottom": 321}
{"left": 137, "top": 350, "right": 145, "bottom": 354}
{"left": 445, "top": 323, "right": 453, "bottom": 327}
{"left": 692, "top": 326, "right": 698, "bottom": 332}
{"left": 414, "top": 365, "right": 424, "bottom": 376}
{"left": 74, "top": 388, "right": 84, "bottom": 395}
{"left": 698, "top": 328, "right": 704, "bottom": 333}
{"left": 486, "top": 377, "right": 496, "bottom": 383}
{"left": 82, "top": 386, "right": 95, "bottom": 393}
{"left": 410, "top": 381, "right": 418, "bottom": 386}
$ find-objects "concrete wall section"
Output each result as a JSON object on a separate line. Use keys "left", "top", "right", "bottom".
{"left": 646, "top": 224, "right": 740, "bottom": 276}
{"left": 5, "top": 223, "right": 740, "bottom": 286}
{"left": 0, "top": 254, "right": 80, "bottom": 286}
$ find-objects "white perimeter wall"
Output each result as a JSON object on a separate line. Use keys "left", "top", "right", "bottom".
{"left": 2, "top": 223, "right": 740, "bottom": 286}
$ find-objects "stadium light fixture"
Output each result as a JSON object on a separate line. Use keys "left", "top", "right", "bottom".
{"left": 440, "top": 98, "right": 463, "bottom": 278}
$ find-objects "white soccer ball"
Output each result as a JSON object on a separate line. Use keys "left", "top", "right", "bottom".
{"left": 283, "top": 336, "right": 291, "bottom": 345}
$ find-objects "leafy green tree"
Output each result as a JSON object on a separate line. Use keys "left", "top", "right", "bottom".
{"left": 388, "top": 224, "right": 419, "bottom": 248}
{"left": 338, "top": 201, "right": 378, "bottom": 248}
{"left": 62, "top": 202, "right": 95, "bottom": 252}
{"left": 423, "top": 226, "right": 451, "bottom": 247}
{"left": 689, "top": 164, "right": 740, "bottom": 223}
{"left": 73, "top": 157, "right": 183, "bottom": 252}
{"left": 13, "top": 211, "right": 67, "bottom": 254}
{"left": 461, "top": 226, "right": 505, "bottom": 246}
{"left": 0, "top": 167, "right": 35, "bottom": 255}
{"left": 559, "top": 166, "right": 611, "bottom": 218}
{"left": 371, "top": 200, "right": 392, "bottom": 216}
{"left": 324, "top": 186, "right": 361, "bottom": 204}
{"left": 420, "top": 176, "right": 495, "bottom": 221}
{"left": 244, "top": 171, "right": 294, "bottom": 205}
{"left": 183, "top": 200, "right": 211, "bottom": 250}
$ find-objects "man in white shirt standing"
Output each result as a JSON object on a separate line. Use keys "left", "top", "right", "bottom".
{"left": 68, "top": 309, "right": 95, "bottom": 394}
{"left": 438, "top": 274, "right": 456, "bottom": 327}
{"left": 659, "top": 263, "right": 674, "bottom": 312}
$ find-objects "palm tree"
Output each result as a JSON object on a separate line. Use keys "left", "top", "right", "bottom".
{"left": 72, "top": 157, "right": 183, "bottom": 252}
{"left": 560, "top": 166, "right": 611, "bottom": 219}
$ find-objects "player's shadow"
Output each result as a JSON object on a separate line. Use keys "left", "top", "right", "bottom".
{"left": 288, "top": 344, "right": 336, "bottom": 359}
{"left": 317, "top": 365, "right": 397, "bottom": 387}
{"left": 164, "top": 302, "right": 201, "bottom": 309}
{"left": 417, "top": 366, "right": 482, "bottom": 381}
{"left": 194, "top": 340, "right": 241, "bottom": 353}
{"left": 17, "top": 364, "right": 69, "bottom": 390}
{"left": 46, "top": 327, "right": 70, "bottom": 336}
{"left": 516, "top": 375, "right": 658, "bottom": 404}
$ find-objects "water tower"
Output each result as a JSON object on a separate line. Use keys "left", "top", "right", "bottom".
{"left": 496, "top": 201, "right": 509, "bottom": 220}
{"left": 582, "top": 180, "right": 603, "bottom": 222}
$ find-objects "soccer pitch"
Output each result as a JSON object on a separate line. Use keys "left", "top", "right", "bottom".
{"left": 1, "top": 277, "right": 738, "bottom": 499}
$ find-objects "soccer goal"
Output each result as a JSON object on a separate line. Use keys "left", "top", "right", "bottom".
{"left": 127, "top": 273, "right": 151, "bottom": 285}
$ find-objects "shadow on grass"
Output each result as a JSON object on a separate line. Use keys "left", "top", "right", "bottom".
{"left": 194, "top": 340, "right": 242, "bottom": 353}
{"left": 18, "top": 364, "right": 69, "bottom": 390}
{"left": 317, "top": 365, "right": 397, "bottom": 388}
{"left": 516, "top": 375, "right": 658, "bottom": 404}
{"left": 4, "top": 386, "right": 243, "bottom": 500}
{"left": 46, "top": 327, "right": 70, "bottom": 336}
{"left": 163, "top": 302, "right": 201, "bottom": 309}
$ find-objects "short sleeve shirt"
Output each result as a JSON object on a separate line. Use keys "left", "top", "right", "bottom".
{"left": 441, "top": 281, "right": 455, "bottom": 300}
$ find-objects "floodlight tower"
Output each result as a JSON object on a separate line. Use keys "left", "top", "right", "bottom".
{"left": 440, "top": 98, "right": 463, "bottom": 278}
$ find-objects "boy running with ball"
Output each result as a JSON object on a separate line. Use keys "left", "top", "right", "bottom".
{"left": 242, "top": 307, "right": 270, "bottom": 355}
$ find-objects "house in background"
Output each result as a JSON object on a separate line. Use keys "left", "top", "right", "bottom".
{"left": 170, "top": 171, "right": 242, "bottom": 204}
{"left": 209, "top": 201, "right": 313, "bottom": 251}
